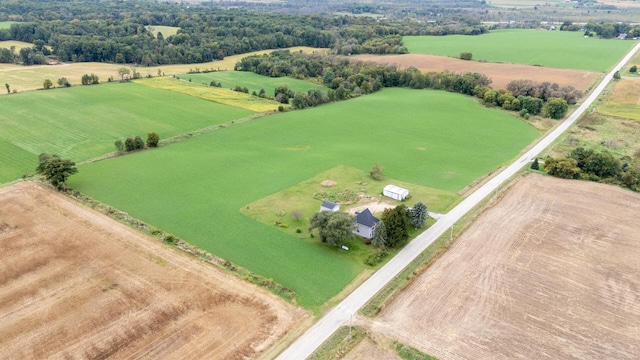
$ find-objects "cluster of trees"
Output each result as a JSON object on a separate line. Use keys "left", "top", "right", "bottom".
{"left": 237, "top": 50, "right": 573, "bottom": 119}
{"left": 307, "top": 201, "right": 428, "bottom": 249}
{"left": 114, "top": 133, "right": 159, "bottom": 153}
{"left": 583, "top": 22, "right": 640, "bottom": 39}
{"left": 544, "top": 147, "right": 640, "bottom": 191}
{"left": 81, "top": 73, "right": 99, "bottom": 85}
{"left": 373, "top": 203, "right": 429, "bottom": 248}
{"left": 35, "top": 153, "right": 77, "bottom": 189}
{"left": 472, "top": 79, "right": 577, "bottom": 119}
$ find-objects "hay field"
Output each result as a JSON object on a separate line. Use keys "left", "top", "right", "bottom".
{"left": 598, "top": 79, "right": 640, "bottom": 120}
{"left": 367, "top": 174, "right": 640, "bottom": 359}
{"left": 145, "top": 25, "right": 180, "bottom": 38}
{"left": 0, "top": 40, "right": 34, "bottom": 52}
{"left": 0, "top": 181, "right": 304, "bottom": 359}
{"left": 0, "top": 46, "right": 327, "bottom": 93}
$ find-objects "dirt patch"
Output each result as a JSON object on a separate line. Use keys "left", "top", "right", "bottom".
{"left": 321, "top": 180, "right": 337, "bottom": 188}
{"left": 366, "top": 174, "right": 640, "bottom": 359}
{"left": 0, "top": 181, "right": 306, "bottom": 359}
{"left": 353, "top": 54, "right": 600, "bottom": 91}
{"left": 347, "top": 198, "right": 396, "bottom": 216}
{"left": 343, "top": 337, "right": 400, "bottom": 360}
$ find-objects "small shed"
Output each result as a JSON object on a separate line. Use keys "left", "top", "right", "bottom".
{"left": 353, "top": 208, "right": 380, "bottom": 240}
{"left": 320, "top": 200, "right": 340, "bottom": 212}
{"left": 383, "top": 184, "right": 409, "bottom": 201}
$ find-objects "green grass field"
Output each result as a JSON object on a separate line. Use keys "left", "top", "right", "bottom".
{"left": 0, "top": 21, "right": 15, "bottom": 29}
{"left": 403, "top": 30, "right": 636, "bottom": 71}
{"left": 68, "top": 88, "right": 539, "bottom": 308}
{"left": 0, "top": 83, "right": 253, "bottom": 183}
{"left": 182, "top": 71, "right": 326, "bottom": 98}
{"left": 145, "top": 25, "right": 180, "bottom": 38}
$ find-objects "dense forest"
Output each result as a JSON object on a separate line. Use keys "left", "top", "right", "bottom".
{"left": 0, "top": 0, "right": 486, "bottom": 65}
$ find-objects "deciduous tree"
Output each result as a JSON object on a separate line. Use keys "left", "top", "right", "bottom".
{"left": 309, "top": 211, "right": 354, "bottom": 246}
{"left": 35, "top": 153, "right": 78, "bottom": 188}
{"left": 146, "top": 132, "right": 160, "bottom": 147}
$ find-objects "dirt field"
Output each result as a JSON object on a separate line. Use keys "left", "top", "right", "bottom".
{"left": 342, "top": 337, "right": 400, "bottom": 360}
{"left": 0, "top": 181, "right": 305, "bottom": 359}
{"left": 363, "top": 174, "right": 640, "bottom": 359}
{"left": 353, "top": 54, "right": 599, "bottom": 90}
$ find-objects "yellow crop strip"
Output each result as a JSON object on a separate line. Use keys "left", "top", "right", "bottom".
{"left": 135, "top": 76, "right": 284, "bottom": 112}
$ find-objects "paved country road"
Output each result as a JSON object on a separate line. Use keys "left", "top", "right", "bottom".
{"left": 276, "top": 42, "right": 640, "bottom": 360}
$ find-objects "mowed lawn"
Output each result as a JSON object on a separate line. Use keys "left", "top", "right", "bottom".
{"left": 0, "top": 83, "right": 253, "bottom": 183}
{"left": 183, "top": 71, "right": 326, "bottom": 97}
{"left": 68, "top": 88, "right": 539, "bottom": 308}
{"left": 404, "top": 30, "right": 636, "bottom": 71}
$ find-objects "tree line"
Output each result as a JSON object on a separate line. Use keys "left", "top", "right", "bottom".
{"left": 542, "top": 147, "right": 640, "bottom": 192}
{"left": 235, "top": 50, "right": 574, "bottom": 119}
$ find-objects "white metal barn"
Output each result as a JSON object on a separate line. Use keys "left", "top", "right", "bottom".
{"left": 383, "top": 184, "right": 409, "bottom": 201}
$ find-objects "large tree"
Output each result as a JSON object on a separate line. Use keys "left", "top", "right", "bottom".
{"left": 381, "top": 205, "right": 410, "bottom": 247}
{"left": 309, "top": 211, "right": 354, "bottom": 246}
{"left": 542, "top": 97, "right": 569, "bottom": 119}
{"left": 410, "top": 202, "right": 428, "bottom": 229}
{"left": 35, "top": 153, "right": 78, "bottom": 188}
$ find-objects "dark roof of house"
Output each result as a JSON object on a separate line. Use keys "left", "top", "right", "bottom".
{"left": 355, "top": 208, "right": 379, "bottom": 228}
{"left": 321, "top": 200, "right": 338, "bottom": 209}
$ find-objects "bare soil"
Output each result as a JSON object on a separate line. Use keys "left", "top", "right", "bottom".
{"left": 364, "top": 174, "right": 640, "bottom": 359}
{"left": 353, "top": 54, "right": 599, "bottom": 90}
{"left": 342, "top": 337, "right": 400, "bottom": 360}
{"left": 0, "top": 181, "right": 306, "bottom": 360}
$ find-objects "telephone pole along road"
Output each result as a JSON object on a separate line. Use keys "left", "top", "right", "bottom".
{"left": 277, "top": 42, "right": 640, "bottom": 360}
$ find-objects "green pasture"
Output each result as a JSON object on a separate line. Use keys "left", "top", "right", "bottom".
{"left": 0, "top": 21, "right": 15, "bottom": 29}
{"left": 68, "top": 88, "right": 539, "bottom": 308}
{"left": 403, "top": 30, "right": 636, "bottom": 71}
{"left": 0, "top": 83, "right": 253, "bottom": 183}
{"left": 145, "top": 25, "right": 180, "bottom": 38}
{"left": 182, "top": 71, "right": 326, "bottom": 97}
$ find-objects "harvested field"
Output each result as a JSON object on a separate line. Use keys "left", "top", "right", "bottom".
{"left": 353, "top": 54, "right": 599, "bottom": 90}
{"left": 367, "top": 174, "right": 640, "bottom": 359}
{"left": 342, "top": 338, "right": 400, "bottom": 360}
{"left": 0, "top": 181, "right": 305, "bottom": 359}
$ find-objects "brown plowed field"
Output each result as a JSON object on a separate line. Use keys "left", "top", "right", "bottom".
{"left": 367, "top": 174, "right": 640, "bottom": 359}
{"left": 353, "top": 54, "right": 599, "bottom": 90}
{"left": 0, "top": 181, "right": 306, "bottom": 359}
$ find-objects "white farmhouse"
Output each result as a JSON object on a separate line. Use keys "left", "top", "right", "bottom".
{"left": 383, "top": 184, "right": 409, "bottom": 201}
{"left": 353, "top": 208, "right": 379, "bottom": 240}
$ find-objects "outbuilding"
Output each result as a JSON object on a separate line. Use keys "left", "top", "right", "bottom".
{"left": 353, "top": 208, "right": 380, "bottom": 240}
{"left": 383, "top": 184, "right": 409, "bottom": 201}
{"left": 320, "top": 200, "right": 340, "bottom": 212}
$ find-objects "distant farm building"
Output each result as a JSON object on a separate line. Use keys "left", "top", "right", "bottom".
{"left": 320, "top": 200, "right": 340, "bottom": 212}
{"left": 353, "top": 208, "right": 380, "bottom": 239}
{"left": 383, "top": 185, "right": 409, "bottom": 201}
